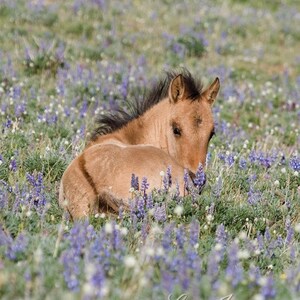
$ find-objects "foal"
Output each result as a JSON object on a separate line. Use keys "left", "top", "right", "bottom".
{"left": 59, "top": 70, "right": 220, "bottom": 219}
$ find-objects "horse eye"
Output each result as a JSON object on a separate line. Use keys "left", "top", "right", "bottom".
{"left": 173, "top": 127, "right": 181, "bottom": 136}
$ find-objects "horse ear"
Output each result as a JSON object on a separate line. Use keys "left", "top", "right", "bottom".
{"left": 202, "top": 77, "right": 220, "bottom": 105}
{"left": 168, "top": 74, "right": 186, "bottom": 103}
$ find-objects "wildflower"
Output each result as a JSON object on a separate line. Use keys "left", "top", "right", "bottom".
{"left": 104, "top": 222, "right": 113, "bottom": 234}
{"left": 174, "top": 205, "right": 183, "bottom": 216}
{"left": 175, "top": 226, "right": 185, "bottom": 249}
{"left": 285, "top": 226, "right": 294, "bottom": 246}
{"left": 260, "top": 275, "right": 276, "bottom": 299}
{"left": 159, "top": 170, "right": 165, "bottom": 177}
{"left": 141, "top": 177, "right": 149, "bottom": 196}
{"left": 120, "top": 227, "right": 128, "bottom": 236}
{"left": 9, "top": 158, "right": 17, "bottom": 172}
{"left": 5, "top": 233, "right": 28, "bottom": 261}
{"left": 248, "top": 186, "right": 261, "bottom": 205}
{"left": 124, "top": 255, "right": 136, "bottom": 268}
{"left": 130, "top": 174, "right": 139, "bottom": 190}
{"left": 290, "top": 156, "right": 300, "bottom": 171}
{"left": 193, "top": 164, "right": 206, "bottom": 192}
{"left": 154, "top": 204, "right": 167, "bottom": 223}
{"left": 239, "top": 157, "right": 247, "bottom": 169}
{"left": 294, "top": 223, "right": 300, "bottom": 233}
{"left": 212, "top": 176, "right": 222, "bottom": 198}
{"left": 215, "top": 224, "right": 227, "bottom": 247}
{"left": 226, "top": 242, "right": 244, "bottom": 287}
{"left": 146, "top": 194, "right": 153, "bottom": 210}
{"left": 136, "top": 196, "right": 145, "bottom": 219}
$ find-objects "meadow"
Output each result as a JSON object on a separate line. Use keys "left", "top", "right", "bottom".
{"left": 0, "top": 0, "right": 300, "bottom": 299}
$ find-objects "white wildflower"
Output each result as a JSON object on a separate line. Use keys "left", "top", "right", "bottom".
{"left": 281, "top": 167, "right": 286, "bottom": 174}
{"left": 124, "top": 255, "right": 136, "bottom": 268}
{"left": 104, "top": 222, "right": 113, "bottom": 234}
{"left": 274, "top": 180, "right": 280, "bottom": 187}
{"left": 120, "top": 227, "right": 128, "bottom": 236}
{"left": 294, "top": 223, "right": 300, "bottom": 233}
{"left": 174, "top": 205, "right": 183, "bottom": 216}
{"left": 238, "top": 249, "right": 250, "bottom": 260}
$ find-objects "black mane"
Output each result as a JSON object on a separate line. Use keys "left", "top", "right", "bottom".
{"left": 91, "top": 69, "right": 203, "bottom": 140}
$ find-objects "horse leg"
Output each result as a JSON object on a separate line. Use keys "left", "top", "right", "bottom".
{"left": 59, "top": 155, "right": 99, "bottom": 219}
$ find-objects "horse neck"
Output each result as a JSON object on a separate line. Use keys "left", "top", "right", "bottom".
{"left": 90, "top": 99, "right": 170, "bottom": 149}
{"left": 131, "top": 98, "right": 170, "bottom": 148}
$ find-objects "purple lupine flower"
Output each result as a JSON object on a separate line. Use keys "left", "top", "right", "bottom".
{"left": 264, "top": 227, "right": 271, "bottom": 241}
{"left": 154, "top": 204, "right": 167, "bottom": 223}
{"left": 276, "top": 235, "right": 284, "bottom": 248}
{"left": 120, "top": 74, "right": 129, "bottom": 99}
{"left": 189, "top": 220, "right": 200, "bottom": 247}
{"left": 5, "top": 233, "right": 29, "bottom": 261}
{"left": 9, "top": 158, "right": 17, "bottom": 172}
{"left": 60, "top": 222, "right": 89, "bottom": 291}
{"left": 174, "top": 181, "right": 181, "bottom": 201}
{"left": 218, "top": 152, "right": 226, "bottom": 162}
{"left": 193, "top": 164, "right": 206, "bottom": 193}
{"left": 290, "top": 156, "right": 300, "bottom": 171}
{"left": 26, "top": 172, "right": 47, "bottom": 208}
{"left": 141, "top": 177, "right": 149, "bottom": 198}
{"left": 260, "top": 274, "right": 276, "bottom": 299}
{"left": 89, "top": 266, "right": 106, "bottom": 298}
{"left": 206, "top": 249, "right": 221, "bottom": 289}
{"left": 161, "top": 223, "right": 174, "bottom": 252}
{"left": 110, "top": 221, "right": 121, "bottom": 250}
{"left": 163, "top": 166, "right": 172, "bottom": 191}
{"left": 130, "top": 174, "right": 139, "bottom": 190}
{"left": 0, "top": 188, "right": 8, "bottom": 209}
{"left": 175, "top": 226, "right": 185, "bottom": 249}
{"left": 226, "top": 153, "right": 235, "bottom": 166}
{"left": 226, "top": 242, "right": 243, "bottom": 287}
{"left": 60, "top": 249, "right": 81, "bottom": 291}
{"left": 136, "top": 196, "right": 145, "bottom": 219}
{"left": 80, "top": 100, "right": 88, "bottom": 118}
{"left": 249, "top": 150, "right": 257, "bottom": 163}
{"left": 184, "top": 169, "right": 191, "bottom": 192}
{"left": 248, "top": 264, "right": 261, "bottom": 287}
{"left": 248, "top": 186, "right": 261, "bottom": 205}
{"left": 146, "top": 194, "right": 153, "bottom": 210}
{"left": 141, "top": 219, "right": 149, "bottom": 242}
{"left": 215, "top": 224, "right": 227, "bottom": 247}
{"left": 206, "top": 151, "right": 212, "bottom": 165}
{"left": 212, "top": 176, "right": 222, "bottom": 198}
{"left": 239, "top": 157, "right": 247, "bottom": 169}
{"left": 290, "top": 245, "right": 296, "bottom": 261}
{"left": 285, "top": 226, "right": 294, "bottom": 246}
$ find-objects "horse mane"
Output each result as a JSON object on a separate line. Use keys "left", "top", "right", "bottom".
{"left": 91, "top": 69, "right": 203, "bottom": 139}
